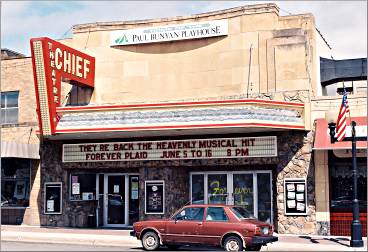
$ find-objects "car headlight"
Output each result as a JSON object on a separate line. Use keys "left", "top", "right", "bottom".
{"left": 261, "top": 227, "right": 269, "bottom": 235}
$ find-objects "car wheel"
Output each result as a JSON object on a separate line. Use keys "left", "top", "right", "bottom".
{"left": 246, "top": 245, "right": 262, "bottom": 251}
{"left": 166, "top": 244, "right": 180, "bottom": 250}
{"left": 141, "top": 231, "right": 160, "bottom": 251}
{"left": 224, "top": 236, "right": 243, "bottom": 251}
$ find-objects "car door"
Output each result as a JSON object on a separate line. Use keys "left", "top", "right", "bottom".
{"left": 165, "top": 207, "right": 204, "bottom": 244}
{"left": 199, "top": 207, "right": 230, "bottom": 245}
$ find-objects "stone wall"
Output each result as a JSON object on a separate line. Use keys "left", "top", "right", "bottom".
{"left": 39, "top": 130, "right": 316, "bottom": 234}
{"left": 276, "top": 130, "right": 316, "bottom": 234}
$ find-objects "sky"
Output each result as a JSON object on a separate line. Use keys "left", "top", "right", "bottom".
{"left": 1, "top": 1, "right": 367, "bottom": 59}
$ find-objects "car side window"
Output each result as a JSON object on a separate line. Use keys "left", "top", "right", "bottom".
{"left": 176, "top": 207, "right": 204, "bottom": 221}
{"left": 206, "top": 207, "right": 228, "bottom": 222}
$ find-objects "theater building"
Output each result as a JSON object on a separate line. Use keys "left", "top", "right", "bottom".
{"left": 29, "top": 3, "right": 356, "bottom": 235}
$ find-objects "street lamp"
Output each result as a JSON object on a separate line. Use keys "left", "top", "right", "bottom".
{"left": 325, "top": 111, "right": 364, "bottom": 247}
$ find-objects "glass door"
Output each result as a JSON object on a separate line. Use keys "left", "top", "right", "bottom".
{"left": 190, "top": 171, "right": 273, "bottom": 224}
{"left": 207, "top": 174, "right": 228, "bottom": 204}
{"left": 128, "top": 176, "right": 139, "bottom": 225}
{"left": 233, "top": 173, "right": 254, "bottom": 215}
{"left": 104, "top": 174, "right": 127, "bottom": 227}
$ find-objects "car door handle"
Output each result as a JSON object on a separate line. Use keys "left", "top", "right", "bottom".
{"left": 196, "top": 222, "right": 203, "bottom": 225}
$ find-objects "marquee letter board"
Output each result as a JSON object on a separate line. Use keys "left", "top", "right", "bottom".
{"left": 284, "top": 178, "right": 307, "bottom": 215}
{"left": 145, "top": 181, "right": 164, "bottom": 214}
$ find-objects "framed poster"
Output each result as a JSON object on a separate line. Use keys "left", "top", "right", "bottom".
{"left": 14, "top": 181, "right": 26, "bottom": 199}
{"left": 145, "top": 180, "right": 165, "bottom": 214}
{"left": 284, "top": 178, "right": 307, "bottom": 215}
{"left": 44, "top": 182, "right": 62, "bottom": 214}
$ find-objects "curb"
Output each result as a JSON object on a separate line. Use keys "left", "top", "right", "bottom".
{"left": 1, "top": 231, "right": 141, "bottom": 247}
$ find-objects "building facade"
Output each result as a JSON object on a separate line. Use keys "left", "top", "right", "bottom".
{"left": 26, "top": 3, "right": 367, "bottom": 237}
{"left": 312, "top": 58, "right": 367, "bottom": 236}
{"left": 1, "top": 52, "right": 41, "bottom": 225}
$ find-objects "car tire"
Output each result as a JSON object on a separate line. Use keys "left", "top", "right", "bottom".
{"left": 141, "top": 231, "right": 160, "bottom": 251}
{"left": 245, "top": 245, "right": 262, "bottom": 251}
{"left": 224, "top": 236, "right": 244, "bottom": 251}
{"left": 166, "top": 244, "right": 180, "bottom": 250}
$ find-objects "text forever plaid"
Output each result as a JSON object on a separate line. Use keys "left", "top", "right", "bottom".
{"left": 336, "top": 90, "right": 350, "bottom": 141}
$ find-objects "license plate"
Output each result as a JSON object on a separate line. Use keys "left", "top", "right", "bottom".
{"left": 262, "top": 227, "right": 269, "bottom": 235}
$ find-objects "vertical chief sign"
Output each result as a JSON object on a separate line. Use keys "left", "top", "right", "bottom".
{"left": 30, "top": 37, "right": 95, "bottom": 136}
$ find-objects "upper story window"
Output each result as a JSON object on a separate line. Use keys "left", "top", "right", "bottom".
{"left": 1, "top": 91, "right": 19, "bottom": 125}
{"left": 65, "top": 86, "right": 93, "bottom": 106}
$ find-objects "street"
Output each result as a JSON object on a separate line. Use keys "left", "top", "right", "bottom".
{"left": 0, "top": 241, "right": 222, "bottom": 251}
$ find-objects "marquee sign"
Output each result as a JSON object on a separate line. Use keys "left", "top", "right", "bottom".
{"left": 30, "top": 37, "right": 95, "bottom": 136}
{"left": 62, "top": 136, "right": 277, "bottom": 162}
{"left": 110, "top": 19, "right": 228, "bottom": 46}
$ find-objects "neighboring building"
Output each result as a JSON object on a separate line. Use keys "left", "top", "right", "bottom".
{"left": 1, "top": 49, "right": 25, "bottom": 60}
{"left": 1, "top": 52, "right": 41, "bottom": 225}
{"left": 312, "top": 58, "right": 367, "bottom": 236}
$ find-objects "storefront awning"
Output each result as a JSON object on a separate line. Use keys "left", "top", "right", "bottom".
{"left": 1, "top": 141, "right": 40, "bottom": 159}
{"left": 313, "top": 117, "right": 367, "bottom": 150}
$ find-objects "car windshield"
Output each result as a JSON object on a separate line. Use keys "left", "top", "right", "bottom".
{"left": 231, "top": 206, "right": 255, "bottom": 219}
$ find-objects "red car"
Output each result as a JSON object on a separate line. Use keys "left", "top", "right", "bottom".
{"left": 131, "top": 204, "right": 278, "bottom": 251}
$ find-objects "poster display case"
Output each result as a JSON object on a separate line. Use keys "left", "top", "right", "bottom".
{"left": 44, "top": 182, "right": 62, "bottom": 214}
{"left": 145, "top": 180, "right": 165, "bottom": 214}
{"left": 284, "top": 178, "right": 307, "bottom": 215}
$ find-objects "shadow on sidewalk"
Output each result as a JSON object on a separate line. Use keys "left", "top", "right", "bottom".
{"left": 298, "top": 235, "right": 350, "bottom": 247}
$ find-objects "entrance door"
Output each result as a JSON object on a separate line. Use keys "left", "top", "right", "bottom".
{"left": 207, "top": 174, "right": 228, "bottom": 204}
{"left": 104, "top": 174, "right": 126, "bottom": 227}
{"left": 129, "top": 176, "right": 139, "bottom": 225}
{"left": 233, "top": 173, "right": 254, "bottom": 215}
{"left": 102, "top": 174, "right": 140, "bottom": 227}
{"left": 190, "top": 171, "right": 273, "bottom": 224}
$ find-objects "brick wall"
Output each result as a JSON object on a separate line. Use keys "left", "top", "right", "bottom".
{"left": 1, "top": 57, "right": 41, "bottom": 225}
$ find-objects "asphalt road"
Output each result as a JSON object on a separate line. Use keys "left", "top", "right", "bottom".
{"left": 0, "top": 241, "right": 222, "bottom": 251}
{"left": 1, "top": 241, "right": 133, "bottom": 251}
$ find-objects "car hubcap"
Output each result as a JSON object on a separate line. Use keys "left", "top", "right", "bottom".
{"left": 145, "top": 236, "right": 156, "bottom": 248}
{"left": 226, "top": 240, "right": 239, "bottom": 251}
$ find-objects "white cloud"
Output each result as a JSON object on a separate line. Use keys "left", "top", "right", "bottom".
{"left": 1, "top": 1, "right": 366, "bottom": 59}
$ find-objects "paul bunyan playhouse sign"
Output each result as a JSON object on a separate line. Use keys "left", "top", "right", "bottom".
{"left": 110, "top": 19, "right": 228, "bottom": 46}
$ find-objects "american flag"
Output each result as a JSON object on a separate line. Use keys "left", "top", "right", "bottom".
{"left": 336, "top": 90, "right": 350, "bottom": 141}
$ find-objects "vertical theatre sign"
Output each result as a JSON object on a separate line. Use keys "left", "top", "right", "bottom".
{"left": 30, "top": 37, "right": 95, "bottom": 136}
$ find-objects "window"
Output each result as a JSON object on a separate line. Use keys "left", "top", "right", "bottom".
{"left": 330, "top": 163, "right": 367, "bottom": 211}
{"left": 65, "top": 86, "right": 92, "bottom": 106}
{"left": 191, "top": 174, "right": 204, "bottom": 204}
{"left": 1, "top": 158, "right": 30, "bottom": 207}
{"left": 1, "top": 91, "right": 19, "bottom": 124}
{"left": 206, "top": 207, "right": 228, "bottom": 221}
{"left": 69, "top": 174, "right": 96, "bottom": 201}
{"left": 231, "top": 206, "right": 255, "bottom": 219}
{"left": 175, "top": 207, "right": 204, "bottom": 221}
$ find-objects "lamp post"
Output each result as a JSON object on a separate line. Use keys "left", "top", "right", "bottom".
{"left": 326, "top": 112, "right": 364, "bottom": 247}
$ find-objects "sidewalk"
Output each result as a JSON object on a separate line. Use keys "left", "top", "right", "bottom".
{"left": 1, "top": 225, "right": 367, "bottom": 251}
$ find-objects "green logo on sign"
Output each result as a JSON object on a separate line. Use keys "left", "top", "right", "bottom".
{"left": 115, "top": 34, "right": 128, "bottom": 44}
